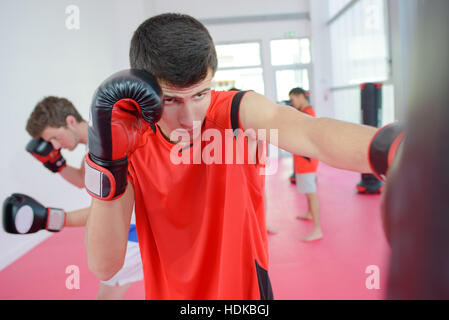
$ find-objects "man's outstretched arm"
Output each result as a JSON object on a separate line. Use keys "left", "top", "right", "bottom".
{"left": 240, "top": 91, "right": 378, "bottom": 173}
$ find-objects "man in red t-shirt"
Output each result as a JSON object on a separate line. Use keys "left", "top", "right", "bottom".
{"left": 83, "top": 13, "right": 400, "bottom": 300}
{"left": 289, "top": 88, "right": 322, "bottom": 242}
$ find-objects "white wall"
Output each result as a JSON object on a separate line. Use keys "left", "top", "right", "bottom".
{"left": 147, "top": 0, "right": 309, "bottom": 19}
{"left": 0, "top": 0, "right": 150, "bottom": 270}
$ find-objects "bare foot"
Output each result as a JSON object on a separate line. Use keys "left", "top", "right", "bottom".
{"left": 301, "top": 229, "right": 323, "bottom": 242}
{"left": 296, "top": 212, "right": 313, "bottom": 220}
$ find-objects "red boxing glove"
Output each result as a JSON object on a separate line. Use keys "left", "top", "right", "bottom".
{"left": 26, "top": 138, "right": 67, "bottom": 173}
{"left": 368, "top": 122, "right": 405, "bottom": 181}
{"left": 84, "top": 69, "right": 163, "bottom": 200}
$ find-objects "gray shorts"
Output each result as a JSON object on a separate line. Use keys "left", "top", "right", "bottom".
{"left": 296, "top": 173, "right": 317, "bottom": 194}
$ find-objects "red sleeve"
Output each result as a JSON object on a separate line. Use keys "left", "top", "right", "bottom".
{"left": 303, "top": 106, "right": 316, "bottom": 117}
{"left": 206, "top": 90, "right": 239, "bottom": 129}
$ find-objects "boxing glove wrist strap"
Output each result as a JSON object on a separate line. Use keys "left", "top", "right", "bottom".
{"left": 368, "top": 122, "right": 404, "bottom": 181}
{"left": 44, "top": 157, "right": 67, "bottom": 173}
{"left": 84, "top": 154, "right": 128, "bottom": 200}
{"left": 46, "top": 208, "right": 66, "bottom": 232}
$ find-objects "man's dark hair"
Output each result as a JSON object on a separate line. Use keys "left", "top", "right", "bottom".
{"left": 289, "top": 87, "right": 307, "bottom": 97}
{"left": 26, "top": 96, "right": 84, "bottom": 138}
{"left": 130, "top": 13, "right": 218, "bottom": 87}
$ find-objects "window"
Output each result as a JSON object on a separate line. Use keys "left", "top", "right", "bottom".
{"left": 270, "top": 38, "right": 311, "bottom": 66}
{"left": 333, "top": 87, "right": 361, "bottom": 124}
{"left": 270, "top": 38, "right": 312, "bottom": 102}
{"left": 332, "top": 84, "right": 395, "bottom": 125}
{"left": 327, "top": 0, "right": 394, "bottom": 124}
{"left": 213, "top": 42, "right": 264, "bottom": 94}
{"left": 328, "top": 0, "right": 353, "bottom": 18}
{"left": 275, "top": 69, "right": 309, "bottom": 102}
{"left": 213, "top": 68, "right": 264, "bottom": 94}
{"left": 330, "top": 0, "right": 389, "bottom": 87}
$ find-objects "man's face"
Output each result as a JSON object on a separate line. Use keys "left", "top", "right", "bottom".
{"left": 289, "top": 94, "right": 303, "bottom": 110}
{"left": 40, "top": 122, "right": 79, "bottom": 151}
{"left": 157, "top": 70, "right": 213, "bottom": 144}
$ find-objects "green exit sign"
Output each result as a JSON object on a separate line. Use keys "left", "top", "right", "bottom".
{"left": 284, "top": 31, "right": 295, "bottom": 38}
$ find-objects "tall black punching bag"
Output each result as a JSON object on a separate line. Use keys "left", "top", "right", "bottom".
{"left": 357, "top": 83, "right": 383, "bottom": 194}
{"left": 383, "top": 0, "right": 449, "bottom": 299}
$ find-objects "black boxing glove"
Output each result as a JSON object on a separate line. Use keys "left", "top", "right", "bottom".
{"left": 84, "top": 69, "right": 163, "bottom": 200}
{"left": 3, "top": 193, "right": 65, "bottom": 234}
{"left": 368, "top": 122, "right": 405, "bottom": 181}
{"left": 26, "top": 138, "right": 67, "bottom": 173}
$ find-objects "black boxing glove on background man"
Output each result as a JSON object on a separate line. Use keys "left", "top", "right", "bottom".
{"left": 3, "top": 193, "right": 65, "bottom": 234}
{"left": 84, "top": 69, "right": 163, "bottom": 200}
